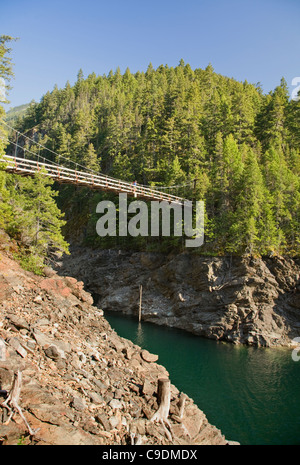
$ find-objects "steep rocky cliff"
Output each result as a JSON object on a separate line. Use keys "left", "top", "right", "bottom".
{"left": 0, "top": 231, "right": 232, "bottom": 445}
{"left": 56, "top": 247, "right": 300, "bottom": 348}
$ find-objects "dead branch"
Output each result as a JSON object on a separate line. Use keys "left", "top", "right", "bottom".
{"left": 1, "top": 370, "right": 39, "bottom": 436}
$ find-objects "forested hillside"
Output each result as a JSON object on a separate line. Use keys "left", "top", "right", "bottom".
{"left": 9, "top": 61, "right": 300, "bottom": 256}
{"left": 5, "top": 102, "right": 30, "bottom": 124}
{"left": 0, "top": 35, "right": 69, "bottom": 273}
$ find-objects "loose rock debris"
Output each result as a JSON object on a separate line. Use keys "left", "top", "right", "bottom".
{"left": 0, "top": 232, "right": 235, "bottom": 445}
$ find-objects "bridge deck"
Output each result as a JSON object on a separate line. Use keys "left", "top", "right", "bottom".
{"left": 0, "top": 155, "right": 191, "bottom": 206}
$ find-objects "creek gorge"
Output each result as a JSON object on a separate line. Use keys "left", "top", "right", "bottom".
{"left": 56, "top": 246, "right": 300, "bottom": 349}
{"left": 1, "top": 227, "right": 300, "bottom": 445}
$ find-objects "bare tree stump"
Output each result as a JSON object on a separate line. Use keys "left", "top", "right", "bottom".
{"left": 151, "top": 378, "right": 172, "bottom": 440}
{"left": 157, "top": 379, "right": 170, "bottom": 414}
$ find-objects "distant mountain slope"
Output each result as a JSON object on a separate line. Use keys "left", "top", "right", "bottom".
{"left": 5, "top": 102, "right": 31, "bottom": 123}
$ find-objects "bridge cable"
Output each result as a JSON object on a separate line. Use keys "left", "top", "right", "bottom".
{"left": 1, "top": 119, "right": 196, "bottom": 194}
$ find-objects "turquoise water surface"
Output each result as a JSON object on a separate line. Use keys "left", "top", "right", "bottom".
{"left": 104, "top": 310, "right": 300, "bottom": 445}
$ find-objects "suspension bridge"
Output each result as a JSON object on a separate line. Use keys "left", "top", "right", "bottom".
{"left": 0, "top": 121, "right": 193, "bottom": 207}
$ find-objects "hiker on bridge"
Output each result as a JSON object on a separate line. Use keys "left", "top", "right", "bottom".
{"left": 133, "top": 180, "right": 137, "bottom": 197}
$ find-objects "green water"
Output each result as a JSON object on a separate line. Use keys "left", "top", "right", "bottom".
{"left": 104, "top": 310, "right": 300, "bottom": 445}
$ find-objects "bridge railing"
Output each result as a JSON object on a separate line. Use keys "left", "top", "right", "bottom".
{"left": 0, "top": 155, "right": 191, "bottom": 206}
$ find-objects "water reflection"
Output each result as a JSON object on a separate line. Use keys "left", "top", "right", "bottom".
{"left": 136, "top": 322, "right": 145, "bottom": 347}
{"left": 104, "top": 310, "right": 300, "bottom": 445}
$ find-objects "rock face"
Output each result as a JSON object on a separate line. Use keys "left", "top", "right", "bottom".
{"left": 0, "top": 232, "right": 231, "bottom": 445}
{"left": 56, "top": 247, "right": 300, "bottom": 348}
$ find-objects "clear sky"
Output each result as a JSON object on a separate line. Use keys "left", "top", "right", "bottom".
{"left": 1, "top": 0, "right": 300, "bottom": 109}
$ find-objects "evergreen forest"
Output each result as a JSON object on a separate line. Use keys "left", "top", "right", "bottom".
{"left": 2, "top": 51, "right": 300, "bottom": 261}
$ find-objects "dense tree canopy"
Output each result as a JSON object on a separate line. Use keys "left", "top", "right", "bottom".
{"left": 9, "top": 62, "right": 300, "bottom": 256}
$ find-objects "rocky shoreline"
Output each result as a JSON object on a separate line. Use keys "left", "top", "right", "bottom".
{"left": 0, "top": 231, "right": 234, "bottom": 445}
{"left": 55, "top": 246, "right": 300, "bottom": 348}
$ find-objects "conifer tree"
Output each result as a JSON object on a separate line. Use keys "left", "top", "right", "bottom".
{"left": 218, "top": 133, "right": 244, "bottom": 214}
{"left": 166, "top": 155, "right": 186, "bottom": 186}
{"left": 82, "top": 142, "right": 101, "bottom": 172}
{"left": 0, "top": 167, "right": 13, "bottom": 230}
{"left": 255, "top": 78, "right": 289, "bottom": 150}
{"left": 112, "top": 151, "right": 133, "bottom": 181}
{"left": 13, "top": 170, "right": 69, "bottom": 269}
{"left": 228, "top": 148, "right": 265, "bottom": 254}
{"left": 0, "top": 35, "right": 17, "bottom": 230}
{"left": 0, "top": 35, "right": 17, "bottom": 103}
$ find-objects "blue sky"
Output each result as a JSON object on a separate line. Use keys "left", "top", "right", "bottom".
{"left": 1, "top": 0, "right": 299, "bottom": 109}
